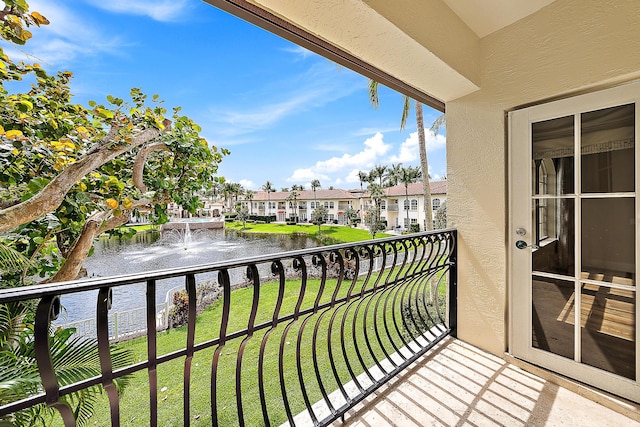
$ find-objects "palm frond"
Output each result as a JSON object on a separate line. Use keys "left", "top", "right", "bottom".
{"left": 429, "top": 113, "right": 446, "bottom": 135}
{"left": 368, "top": 79, "right": 379, "bottom": 109}
{"left": 400, "top": 96, "right": 411, "bottom": 130}
{"left": 0, "top": 242, "right": 32, "bottom": 272}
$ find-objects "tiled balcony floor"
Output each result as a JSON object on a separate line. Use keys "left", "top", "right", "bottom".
{"left": 331, "top": 337, "right": 639, "bottom": 427}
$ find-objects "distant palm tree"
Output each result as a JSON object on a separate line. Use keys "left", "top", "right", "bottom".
{"left": 310, "top": 179, "right": 321, "bottom": 205}
{"left": 369, "top": 164, "right": 388, "bottom": 187}
{"left": 386, "top": 163, "right": 403, "bottom": 187}
{"left": 262, "top": 181, "right": 275, "bottom": 218}
{"left": 398, "top": 165, "right": 422, "bottom": 229}
{"left": 280, "top": 187, "right": 289, "bottom": 192}
{"left": 291, "top": 184, "right": 304, "bottom": 191}
{"left": 245, "top": 190, "right": 255, "bottom": 215}
{"left": 357, "top": 171, "right": 369, "bottom": 191}
{"left": 369, "top": 80, "right": 436, "bottom": 230}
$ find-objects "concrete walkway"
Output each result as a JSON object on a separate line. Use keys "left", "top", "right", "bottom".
{"left": 332, "top": 338, "right": 639, "bottom": 427}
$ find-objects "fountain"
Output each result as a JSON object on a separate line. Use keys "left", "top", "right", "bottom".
{"left": 56, "top": 226, "right": 319, "bottom": 330}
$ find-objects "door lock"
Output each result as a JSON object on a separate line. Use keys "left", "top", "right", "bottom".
{"left": 515, "top": 240, "right": 539, "bottom": 250}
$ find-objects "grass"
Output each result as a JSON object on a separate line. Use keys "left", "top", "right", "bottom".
{"left": 52, "top": 261, "right": 449, "bottom": 426}
{"left": 226, "top": 222, "right": 392, "bottom": 244}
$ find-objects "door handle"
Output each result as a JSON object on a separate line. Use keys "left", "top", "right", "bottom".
{"left": 515, "top": 240, "right": 539, "bottom": 250}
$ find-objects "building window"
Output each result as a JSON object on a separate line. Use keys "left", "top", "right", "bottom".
{"left": 411, "top": 218, "right": 417, "bottom": 224}
{"left": 329, "top": 201, "right": 335, "bottom": 209}
{"left": 411, "top": 199, "right": 418, "bottom": 210}
{"left": 324, "top": 202, "right": 329, "bottom": 208}
{"left": 329, "top": 214, "right": 335, "bottom": 220}
{"left": 403, "top": 200, "right": 410, "bottom": 210}
{"left": 432, "top": 198, "right": 440, "bottom": 211}
{"left": 380, "top": 200, "right": 386, "bottom": 210}
{"left": 404, "top": 218, "right": 410, "bottom": 227}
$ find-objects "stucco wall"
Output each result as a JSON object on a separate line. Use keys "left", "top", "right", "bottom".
{"left": 447, "top": 0, "right": 640, "bottom": 354}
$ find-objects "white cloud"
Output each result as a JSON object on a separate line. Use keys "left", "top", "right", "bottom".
{"left": 386, "top": 130, "right": 446, "bottom": 164}
{"left": 238, "top": 179, "right": 257, "bottom": 190}
{"left": 287, "top": 132, "right": 390, "bottom": 182}
{"left": 281, "top": 45, "right": 315, "bottom": 60}
{"left": 206, "top": 62, "right": 363, "bottom": 138}
{"left": 86, "top": 0, "right": 192, "bottom": 22}
{"left": 8, "top": 1, "right": 124, "bottom": 67}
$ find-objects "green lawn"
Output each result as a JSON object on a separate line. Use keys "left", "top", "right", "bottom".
{"left": 53, "top": 261, "right": 448, "bottom": 426}
{"left": 226, "top": 222, "right": 391, "bottom": 244}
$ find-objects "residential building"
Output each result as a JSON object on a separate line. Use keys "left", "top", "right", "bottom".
{"left": 246, "top": 189, "right": 358, "bottom": 224}
{"left": 240, "top": 181, "right": 447, "bottom": 230}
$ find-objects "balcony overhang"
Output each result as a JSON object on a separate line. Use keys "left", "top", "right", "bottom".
{"left": 203, "top": 0, "right": 485, "bottom": 111}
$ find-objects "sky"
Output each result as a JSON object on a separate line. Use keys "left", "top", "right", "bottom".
{"left": 6, "top": 0, "right": 446, "bottom": 191}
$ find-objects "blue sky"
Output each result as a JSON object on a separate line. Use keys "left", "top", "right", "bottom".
{"left": 8, "top": 0, "right": 446, "bottom": 190}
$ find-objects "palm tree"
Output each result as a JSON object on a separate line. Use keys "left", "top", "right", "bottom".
{"left": 261, "top": 181, "right": 275, "bottom": 218}
{"left": 290, "top": 184, "right": 304, "bottom": 191}
{"left": 369, "top": 80, "right": 436, "bottom": 230}
{"left": 398, "top": 165, "right": 422, "bottom": 229}
{"left": 357, "top": 171, "right": 369, "bottom": 191}
{"left": 245, "top": 190, "right": 255, "bottom": 215}
{"left": 369, "top": 164, "right": 388, "bottom": 187}
{"left": 386, "top": 163, "right": 403, "bottom": 187}
{"left": 310, "top": 179, "right": 321, "bottom": 206}
{"left": 287, "top": 190, "right": 299, "bottom": 221}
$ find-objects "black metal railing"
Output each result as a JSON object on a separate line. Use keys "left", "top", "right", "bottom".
{"left": 0, "top": 229, "right": 457, "bottom": 426}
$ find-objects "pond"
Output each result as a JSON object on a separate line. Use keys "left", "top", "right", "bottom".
{"left": 57, "top": 228, "right": 318, "bottom": 326}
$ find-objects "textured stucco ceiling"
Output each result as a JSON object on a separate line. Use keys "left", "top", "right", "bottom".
{"left": 442, "top": 0, "right": 556, "bottom": 37}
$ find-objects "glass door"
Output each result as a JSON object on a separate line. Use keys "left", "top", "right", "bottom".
{"left": 510, "top": 83, "right": 639, "bottom": 402}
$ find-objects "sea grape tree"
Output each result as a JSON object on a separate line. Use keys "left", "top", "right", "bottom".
{"left": 0, "top": 1, "right": 228, "bottom": 284}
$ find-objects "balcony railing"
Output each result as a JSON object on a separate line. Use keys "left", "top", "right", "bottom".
{"left": 0, "top": 230, "right": 457, "bottom": 426}
{"left": 387, "top": 204, "right": 399, "bottom": 212}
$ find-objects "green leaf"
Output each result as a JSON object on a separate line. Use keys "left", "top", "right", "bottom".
{"left": 96, "top": 108, "right": 114, "bottom": 119}
{"left": 27, "top": 177, "right": 50, "bottom": 194}
{"left": 88, "top": 100, "right": 96, "bottom": 107}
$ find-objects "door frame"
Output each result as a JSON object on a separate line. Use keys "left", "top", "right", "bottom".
{"left": 508, "top": 81, "right": 640, "bottom": 403}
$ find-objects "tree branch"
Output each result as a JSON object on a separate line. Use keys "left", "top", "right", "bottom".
{"left": 132, "top": 142, "right": 171, "bottom": 193}
{"left": 45, "top": 197, "right": 162, "bottom": 283}
{"left": 0, "top": 122, "right": 171, "bottom": 232}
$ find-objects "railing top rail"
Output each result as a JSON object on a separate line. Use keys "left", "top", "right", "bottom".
{"left": 0, "top": 229, "right": 456, "bottom": 303}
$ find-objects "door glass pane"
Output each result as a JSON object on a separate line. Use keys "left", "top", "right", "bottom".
{"left": 581, "top": 284, "right": 636, "bottom": 380}
{"left": 532, "top": 116, "right": 575, "bottom": 195}
{"left": 581, "top": 104, "right": 635, "bottom": 193}
{"left": 581, "top": 198, "right": 635, "bottom": 286}
{"left": 532, "top": 276, "right": 575, "bottom": 360}
{"left": 532, "top": 199, "right": 575, "bottom": 276}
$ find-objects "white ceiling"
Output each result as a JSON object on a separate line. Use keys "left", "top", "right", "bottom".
{"left": 442, "top": 0, "right": 557, "bottom": 38}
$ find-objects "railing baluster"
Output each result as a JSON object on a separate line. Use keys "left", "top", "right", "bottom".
{"left": 34, "top": 295, "right": 76, "bottom": 426}
{"left": 279, "top": 257, "right": 308, "bottom": 426}
{"left": 293, "top": 257, "right": 321, "bottom": 425}
{"left": 211, "top": 269, "right": 231, "bottom": 425}
{"left": 236, "top": 265, "right": 260, "bottom": 427}
{"left": 146, "top": 280, "right": 158, "bottom": 427}
{"left": 258, "top": 261, "right": 286, "bottom": 426}
{"left": 311, "top": 253, "right": 339, "bottom": 417}
{"left": 97, "top": 287, "right": 120, "bottom": 426}
{"left": 183, "top": 274, "right": 197, "bottom": 427}
{"left": 449, "top": 230, "right": 458, "bottom": 337}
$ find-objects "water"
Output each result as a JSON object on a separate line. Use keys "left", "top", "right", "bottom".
{"left": 57, "top": 228, "right": 318, "bottom": 325}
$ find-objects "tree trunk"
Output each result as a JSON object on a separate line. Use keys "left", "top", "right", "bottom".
{"left": 416, "top": 102, "right": 433, "bottom": 231}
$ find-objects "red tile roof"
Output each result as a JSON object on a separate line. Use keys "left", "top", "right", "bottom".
{"left": 384, "top": 180, "right": 447, "bottom": 197}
